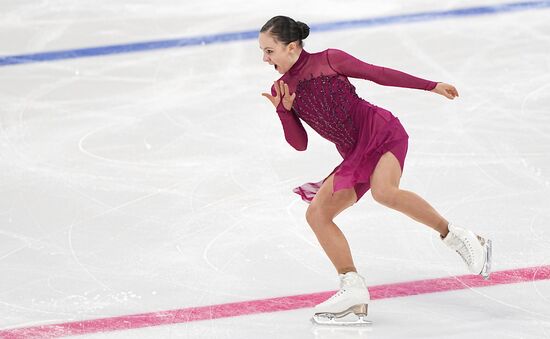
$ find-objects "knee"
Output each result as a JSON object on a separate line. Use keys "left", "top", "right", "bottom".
{"left": 371, "top": 186, "right": 399, "bottom": 207}
{"left": 305, "top": 204, "right": 332, "bottom": 227}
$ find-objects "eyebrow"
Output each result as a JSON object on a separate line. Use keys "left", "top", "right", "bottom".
{"left": 260, "top": 46, "right": 274, "bottom": 50}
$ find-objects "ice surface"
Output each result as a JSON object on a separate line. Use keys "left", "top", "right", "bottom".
{"left": 0, "top": 0, "right": 549, "bottom": 338}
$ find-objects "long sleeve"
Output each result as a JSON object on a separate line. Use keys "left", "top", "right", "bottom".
{"left": 326, "top": 49, "right": 438, "bottom": 91}
{"left": 271, "top": 85, "right": 308, "bottom": 151}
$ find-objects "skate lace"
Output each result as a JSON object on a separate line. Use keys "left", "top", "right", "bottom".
{"left": 328, "top": 289, "right": 347, "bottom": 301}
{"left": 326, "top": 275, "right": 357, "bottom": 301}
{"left": 341, "top": 274, "right": 356, "bottom": 287}
{"left": 455, "top": 236, "right": 474, "bottom": 267}
{"left": 328, "top": 276, "right": 354, "bottom": 300}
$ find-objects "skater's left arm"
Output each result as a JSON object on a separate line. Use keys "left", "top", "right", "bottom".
{"left": 327, "top": 48, "right": 438, "bottom": 91}
{"left": 430, "top": 82, "right": 459, "bottom": 100}
{"left": 326, "top": 49, "right": 459, "bottom": 99}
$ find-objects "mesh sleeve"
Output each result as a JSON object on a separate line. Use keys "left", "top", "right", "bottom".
{"left": 271, "top": 85, "right": 308, "bottom": 151}
{"left": 326, "top": 49, "right": 437, "bottom": 91}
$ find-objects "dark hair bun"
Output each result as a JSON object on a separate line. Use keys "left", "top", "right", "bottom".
{"left": 297, "top": 21, "right": 310, "bottom": 40}
{"left": 260, "top": 16, "right": 309, "bottom": 47}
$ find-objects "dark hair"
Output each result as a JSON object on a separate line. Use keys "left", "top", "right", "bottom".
{"left": 260, "top": 16, "right": 310, "bottom": 47}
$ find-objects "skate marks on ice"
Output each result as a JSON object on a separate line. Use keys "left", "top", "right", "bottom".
{"left": 0, "top": 265, "right": 548, "bottom": 338}
{"left": 311, "top": 324, "right": 372, "bottom": 339}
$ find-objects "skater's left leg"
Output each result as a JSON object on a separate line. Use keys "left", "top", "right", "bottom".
{"left": 371, "top": 151, "right": 492, "bottom": 278}
{"left": 370, "top": 151, "right": 449, "bottom": 237}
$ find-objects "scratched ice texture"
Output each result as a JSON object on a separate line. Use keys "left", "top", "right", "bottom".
{"left": 0, "top": 0, "right": 549, "bottom": 338}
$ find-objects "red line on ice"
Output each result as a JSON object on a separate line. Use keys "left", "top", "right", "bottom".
{"left": 1, "top": 265, "right": 549, "bottom": 338}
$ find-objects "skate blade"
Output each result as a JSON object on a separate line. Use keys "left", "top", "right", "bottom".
{"left": 311, "top": 304, "right": 371, "bottom": 326}
{"left": 480, "top": 238, "right": 492, "bottom": 280}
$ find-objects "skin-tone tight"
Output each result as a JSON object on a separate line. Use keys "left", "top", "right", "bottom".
{"left": 305, "top": 151, "right": 449, "bottom": 275}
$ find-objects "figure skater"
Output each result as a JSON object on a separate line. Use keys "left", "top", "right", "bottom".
{"left": 259, "top": 16, "right": 492, "bottom": 325}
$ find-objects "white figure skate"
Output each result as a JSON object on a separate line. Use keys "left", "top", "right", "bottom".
{"left": 442, "top": 223, "right": 492, "bottom": 279}
{"left": 311, "top": 272, "right": 371, "bottom": 326}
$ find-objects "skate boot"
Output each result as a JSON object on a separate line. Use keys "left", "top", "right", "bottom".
{"left": 442, "top": 223, "right": 492, "bottom": 279}
{"left": 311, "top": 272, "right": 371, "bottom": 326}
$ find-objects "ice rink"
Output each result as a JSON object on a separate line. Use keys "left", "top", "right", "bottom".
{"left": 1, "top": 1, "right": 550, "bottom": 338}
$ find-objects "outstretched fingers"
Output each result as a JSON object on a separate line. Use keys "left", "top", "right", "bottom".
{"left": 261, "top": 92, "right": 273, "bottom": 102}
{"left": 261, "top": 81, "right": 283, "bottom": 107}
{"left": 274, "top": 81, "right": 282, "bottom": 98}
{"left": 284, "top": 82, "right": 295, "bottom": 99}
{"left": 263, "top": 80, "right": 295, "bottom": 109}
{"left": 282, "top": 81, "right": 296, "bottom": 99}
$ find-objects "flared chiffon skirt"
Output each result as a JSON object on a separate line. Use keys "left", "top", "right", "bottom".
{"left": 293, "top": 102, "right": 409, "bottom": 204}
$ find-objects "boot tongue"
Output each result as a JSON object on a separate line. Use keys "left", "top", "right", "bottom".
{"left": 340, "top": 272, "right": 359, "bottom": 288}
{"left": 442, "top": 232, "right": 462, "bottom": 250}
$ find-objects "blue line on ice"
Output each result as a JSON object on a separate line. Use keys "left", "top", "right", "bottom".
{"left": 1, "top": 1, "right": 549, "bottom": 67}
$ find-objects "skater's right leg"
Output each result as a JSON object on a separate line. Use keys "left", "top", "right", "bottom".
{"left": 306, "top": 174, "right": 371, "bottom": 325}
{"left": 306, "top": 173, "right": 357, "bottom": 275}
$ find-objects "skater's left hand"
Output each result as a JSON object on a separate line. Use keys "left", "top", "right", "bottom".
{"left": 431, "top": 82, "right": 459, "bottom": 100}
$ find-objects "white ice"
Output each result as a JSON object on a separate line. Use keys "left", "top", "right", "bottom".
{"left": 0, "top": 0, "right": 549, "bottom": 338}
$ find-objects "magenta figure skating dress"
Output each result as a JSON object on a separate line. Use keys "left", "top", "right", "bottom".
{"left": 272, "top": 49, "right": 437, "bottom": 204}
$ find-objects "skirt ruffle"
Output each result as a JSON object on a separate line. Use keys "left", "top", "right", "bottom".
{"left": 293, "top": 104, "right": 409, "bottom": 204}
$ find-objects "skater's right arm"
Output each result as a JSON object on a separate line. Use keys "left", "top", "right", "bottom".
{"left": 262, "top": 82, "right": 308, "bottom": 151}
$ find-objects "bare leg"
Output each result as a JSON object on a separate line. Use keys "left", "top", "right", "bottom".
{"left": 370, "top": 152, "right": 449, "bottom": 237}
{"left": 306, "top": 173, "right": 358, "bottom": 274}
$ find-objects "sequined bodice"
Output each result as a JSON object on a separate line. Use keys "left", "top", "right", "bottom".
{"left": 272, "top": 48, "right": 437, "bottom": 153}
{"left": 293, "top": 74, "right": 361, "bottom": 153}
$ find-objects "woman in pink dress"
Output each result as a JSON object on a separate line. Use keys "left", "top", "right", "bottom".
{"left": 259, "top": 16, "right": 492, "bottom": 325}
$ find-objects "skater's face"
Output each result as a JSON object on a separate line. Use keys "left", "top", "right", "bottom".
{"left": 259, "top": 32, "right": 300, "bottom": 75}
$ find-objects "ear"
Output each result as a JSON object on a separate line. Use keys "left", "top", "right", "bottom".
{"left": 287, "top": 41, "right": 298, "bottom": 53}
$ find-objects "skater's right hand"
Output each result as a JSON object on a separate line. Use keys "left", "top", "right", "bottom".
{"left": 261, "top": 80, "right": 296, "bottom": 111}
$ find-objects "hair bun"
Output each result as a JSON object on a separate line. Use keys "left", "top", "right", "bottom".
{"left": 296, "top": 21, "right": 310, "bottom": 40}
